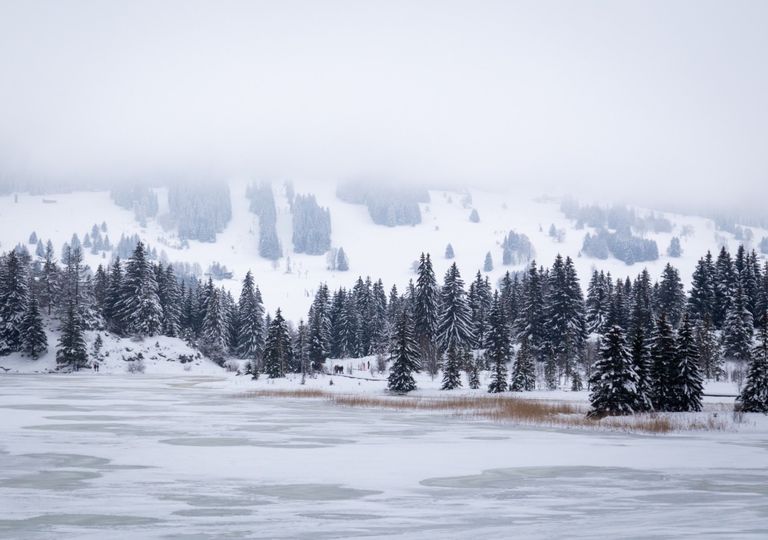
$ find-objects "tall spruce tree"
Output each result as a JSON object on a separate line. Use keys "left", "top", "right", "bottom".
{"left": 0, "top": 250, "right": 29, "bottom": 353}
{"left": 486, "top": 294, "right": 510, "bottom": 393}
{"left": 650, "top": 313, "right": 676, "bottom": 411}
{"left": 629, "top": 327, "right": 653, "bottom": 411}
{"left": 695, "top": 316, "right": 723, "bottom": 380}
{"left": 308, "top": 284, "right": 331, "bottom": 370}
{"left": 669, "top": 313, "right": 704, "bottom": 412}
{"left": 738, "top": 318, "right": 768, "bottom": 413}
{"left": 56, "top": 303, "right": 88, "bottom": 371}
{"left": 510, "top": 336, "right": 536, "bottom": 391}
{"left": 21, "top": 292, "right": 47, "bottom": 358}
{"left": 118, "top": 242, "right": 163, "bottom": 336}
{"left": 656, "top": 263, "right": 686, "bottom": 327}
{"left": 441, "top": 343, "right": 463, "bottom": 390}
{"left": 262, "top": 309, "right": 293, "bottom": 378}
{"left": 387, "top": 309, "right": 421, "bottom": 393}
{"left": 722, "top": 281, "right": 753, "bottom": 362}
{"left": 200, "top": 287, "right": 227, "bottom": 363}
{"left": 587, "top": 325, "right": 640, "bottom": 417}
{"left": 236, "top": 271, "right": 265, "bottom": 361}
{"left": 437, "top": 263, "right": 474, "bottom": 351}
{"left": 688, "top": 252, "right": 716, "bottom": 323}
{"left": 413, "top": 253, "right": 440, "bottom": 375}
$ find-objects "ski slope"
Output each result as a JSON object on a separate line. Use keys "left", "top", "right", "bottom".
{"left": 1, "top": 180, "right": 764, "bottom": 322}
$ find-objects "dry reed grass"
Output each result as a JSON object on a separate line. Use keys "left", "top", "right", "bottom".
{"left": 235, "top": 389, "right": 731, "bottom": 433}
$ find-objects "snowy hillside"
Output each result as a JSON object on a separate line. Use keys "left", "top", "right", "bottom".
{"left": 1, "top": 180, "right": 765, "bottom": 322}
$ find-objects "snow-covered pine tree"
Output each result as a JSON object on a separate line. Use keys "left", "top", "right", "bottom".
{"left": 413, "top": 253, "right": 440, "bottom": 375}
{"left": 21, "top": 291, "right": 47, "bottom": 358}
{"left": 294, "top": 319, "right": 310, "bottom": 376}
{"left": 650, "top": 313, "right": 676, "bottom": 411}
{"left": 118, "top": 242, "right": 163, "bottom": 336}
{"left": 387, "top": 308, "right": 421, "bottom": 393}
{"left": 667, "top": 236, "right": 682, "bottom": 257}
{"left": 444, "top": 243, "right": 454, "bottom": 259}
{"left": 722, "top": 281, "right": 754, "bottom": 362}
{"left": 468, "top": 271, "right": 492, "bottom": 349}
{"left": 669, "top": 312, "right": 704, "bottom": 412}
{"left": 587, "top": 324, "right": 640, "bottom": 418}
{"left": 514, "top": 261, "right": 547, "bottom": 361}
{"left": 469, "top": 208, "right": 480, "bottom": 223}
{"left": 441, "top": 343, "right": 463, "bottom": 390}
{"left": 738, "top": 317, "right": 768, "bottom": 413}
{"left": 467, "top": 353, "right": 481, "bottom": 389}
{"left": 200, "top": 287, "right": 227, "bottom": 364}
{"left": 714, "top": 246, "right": 736, "bottom": 327}
{"left": 656, "top": 263, "right": 686, "bottom": 327}
{"left": 157, "top": 263, "right": 181, "bottom": 337}
{"left": 688, "top": 252, "right": 716, "bottom": 323}
{"left": 437, "top": 263, "right": 474, "bottom": 351}
{"left": 308, "top": 284, "right": 331, "bottom": 370}
{"left": 629, "top": 327, "right": 653, "bottom": 411}
{"left": 39, "top": 242, "right": 59, "bottom": 317}
{"left": 486, "top": 294, "right": 510, "bottom": 393}
{"left": 262, "top": 309, "right": 293, "bottom": 378}
{"left": 56, "top": 303, "right": 88, "bottom": 371}
{"left": 586, "top": 270, "right": 610, "bottom": 335}
{"left": 236, "top": 271, "right": 265, "bottom": 362}
{"left": 0, "top": 250, "right": 29, "bottom": 354}
{"left": 695, "top": 316, "right": 723, "bottom": 380}
{"left": 103, "top": 258, "right": 124, "bottom": 333}
{"left": 510, "top": 336, "right": 535, "bottom": 391}
{"left": 336, "top": 247, "right": 349, "bottom": 271}
{"left": 483, "top": 252, "right": 493, "bottom": 272}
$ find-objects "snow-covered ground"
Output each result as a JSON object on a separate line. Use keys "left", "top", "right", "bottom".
{"left": 2, "top": 181, "right": 764, "bottom": 321}
{"left": 1, "top": 374, "right": 767, "bottom": 539}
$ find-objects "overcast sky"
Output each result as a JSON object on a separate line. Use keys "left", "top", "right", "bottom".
{"left": 0, "top": 0, "right": 766, "bottom": 208}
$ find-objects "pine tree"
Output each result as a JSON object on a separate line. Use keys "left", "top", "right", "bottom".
{"left": 441, "top": 343, "right": 463, "bottom": 390}
{"left": 650, "top": 313, "right": 676, "bottom": 411}
{"left": 387, "top": 309, "right": 421, "bottom": 393}
{"left": 656, "top": 263, "right": 686, "bottom": 327}
{"left": 294, "top": 319, "right": 310, "bottom": 376}
{"left": 586, "top": 270, "right": 610, "bottom": 335}
{"left": 56, "top": 303, "right": 88, "bottom": 371}
{"left": 722, "top": 281, "right": 753, "bottom": 362}
{"left": 0, "top": 250, "right": 29, "bottom": 353}
{"left": 486, "top": 294, "right": 510, "bottom": 393}
{"left": 308, "top": 284, "right": 331, "bottom": 370}
{"left": 40, "top": 241, "right": 59, "bottom": 316}
{"left": 514, "top": 261, "right": 547, "bottom": 361}
{"left": 103, "top": 258, "right": 124, "bottom": 333}
{"left": 587, "top": 325, "right": 640, "bottom": 418}
{"left": 201, "top": 287, "right": 227, "bottom": 363}
{"left": 629, "top": 327, "right": 653, "bottom": 411}
{"left": 483, "top": 251, "right": 493, "bottom": 272}
{"left": 510, "top": 336, "right": 536, "bottom": 391}
{"left": 437, "top": 263, "right": 474, "bottom": 351}
{"left": 262, "top": 309, "right": 293, "bottom": 378}
{"left": 467, "top": 354, "right": 481, "bottom": 389}
{"left": 118, "top": 242, "right": 163, "bottom": 336}
{"left": 695, "top": 316, "right": 723, "bottom": 380}
{"left": 669, "top": 313, "right": 704, "bottom": 412}
{"left": 714, "top": 247, "right": 736, "bottom": 327}
{"left": 21, "top": 292, "right": 47, "bottom": 358}
{"left": 236, "top": 271, "right": 265, "bottom": 361}
{"left": 159, "top": 265, "right": 181, "bottom": 337}
{"left": 413, "top": 253, "right": 440, "bottom": 375}
{"left": 336, "top": 247, "right": 349, "bottom": 271}
{"left": 688, "top": 252, "right": 716, "bottom": 323}
{"left": 445, "top": 243, "right": 455, "bottom": 259}
{"left": 738, "top": 318, "right": 768, "bottom": 413}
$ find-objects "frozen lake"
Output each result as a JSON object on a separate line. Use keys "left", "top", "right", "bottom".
{"left": 1, "top": 375, "right": 767, "bottom": 539}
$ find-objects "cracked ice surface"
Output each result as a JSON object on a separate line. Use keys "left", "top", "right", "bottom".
{"left": 1, "top": 374, "right": 767, "bottom": 539}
